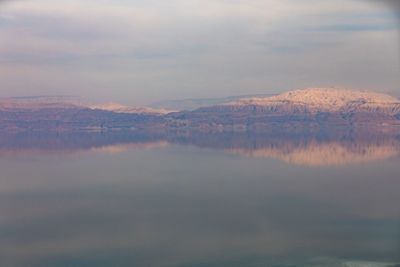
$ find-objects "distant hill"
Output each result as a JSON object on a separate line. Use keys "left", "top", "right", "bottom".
{"left": 0, "top": 96, "right": 85, "bottom": 110}
{"left": 0, "top": 96, "right": 166, "bottom": 131}
{"left": 150, "top": 94, "right": 275, "bottom": 111}
{"left": 167, "top": 87, "right": 400, "bottom": 132}
{"left": 0, "top": 96, "right": 170, "bottom": 115}
{"left": 1, "top": 88, "right": 400, "bottom": 132}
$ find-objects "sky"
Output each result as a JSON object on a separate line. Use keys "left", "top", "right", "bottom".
{"left": 0, "top": 0, "right": 399, "bottom": 105}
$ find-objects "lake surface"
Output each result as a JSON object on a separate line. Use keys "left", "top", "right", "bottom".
{"left": 0, "top": 131, "right": 399, "bottom": 267}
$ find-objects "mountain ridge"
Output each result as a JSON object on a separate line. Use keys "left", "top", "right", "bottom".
{"left": 224, "top": 88, "right": 400, "bottom": 113}
{"left": 0, "top": 96, "right": 171, "bottom": 115}
{"left": 1, "top": 87, "right": 400, "bottom": 132}
{"left": 167, "top": 87, "right": 400, "bottom": 132}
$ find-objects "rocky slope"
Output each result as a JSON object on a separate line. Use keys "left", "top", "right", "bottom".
{"left": 89, "top": 102, "right": 171, "bottom": 115}
{"left": 228, "top": 88, "right": 400, "bottom": 113}
{"left": 167, "top": 88, "right": 400, "bottom": 132}
{"left": 0, "top": 96, "right": 166, "bottom": 131}
{"left": 0, "top": 96, "right": 170, "bottom": 115}
{"left": 1, "top": 88, "right": 400, "bottom": 132}
{"left": 150, "top": 94, "right": 274, "bottom": 111}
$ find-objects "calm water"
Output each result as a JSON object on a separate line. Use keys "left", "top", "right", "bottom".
{"left": 0, "top": 131, "right": 399, "bottom": 267}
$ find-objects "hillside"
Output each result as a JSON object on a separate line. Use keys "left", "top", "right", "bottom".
{"left": 0, "top": 96, "right": 165, "bottom": 131}
{"left": 167, "top": 88, "right": 400, "bottom": 132}
{"left": 227, "top": 88, "right": 400, "bottom": 113}
{"left": 1, "top": 88, "right": 400, "bottom": 132}
{"left": 150, "top": 94, "right": 274, "bottom": 111}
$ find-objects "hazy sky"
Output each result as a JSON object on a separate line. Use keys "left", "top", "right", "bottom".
{"left": 0, "top": 0, "right": 399, "bottom": 105}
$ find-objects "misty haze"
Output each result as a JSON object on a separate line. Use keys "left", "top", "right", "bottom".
{"left": 0, "top": 0, "right": 399, "bottom": 267}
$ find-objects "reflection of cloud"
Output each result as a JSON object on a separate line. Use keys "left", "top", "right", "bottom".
{"left": 229, "top": 141, "right": 400, "bottom": 166}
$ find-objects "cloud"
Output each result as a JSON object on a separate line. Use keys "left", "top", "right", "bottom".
{"left": 0, "top": 0, "right": 399, "bottom": 104}
{"left": 381, "top": 0, "right": 400, "bottom": 14}
{"left": 312, "top": 24, "right": 396, "bottom": 32}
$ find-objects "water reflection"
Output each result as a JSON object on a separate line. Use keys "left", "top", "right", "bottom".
{"left": 0, "top": 131, "right": 164, "bottom": 157}
{"left": 1, "top": 130, "right": 400, "bottom": 167}
{"left": 171, "top": 132, "right": 400, "bottom": 166}
{"left": 0, "top": 130, "right": 399, "bottom": 266}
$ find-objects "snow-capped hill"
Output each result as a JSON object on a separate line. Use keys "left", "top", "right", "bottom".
{"left": 0, "top": 96, "right": 172, "bottom": 115}
{"left": 89, "top": 103, "right": 172, "bottom": 115}
{"left": 226, "top": 88, "right": 400, "bottom": 113}
{"left": 167, "top": 87, "right": 400, "bottom": 132}
{"left": 2, "top": 88, "right": 400, "bottom": 132}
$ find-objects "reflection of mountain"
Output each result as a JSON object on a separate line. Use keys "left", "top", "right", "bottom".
{"left": 0, "top": 130, "right": 399, "bottom": 166}
{"left": 229, "top": 141, "right": 399, "bottom": 166}
{"left": 1, "top": 132, "right": 399, "bottom": 267}
{"left": 0, "top": 131, "right": 164, "bottom": 158}
{"left": 89, "top": 141, "right": 168, "bottom": 154}
{"left": 168, "top": 132, "right": 400, "bottom": 166}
